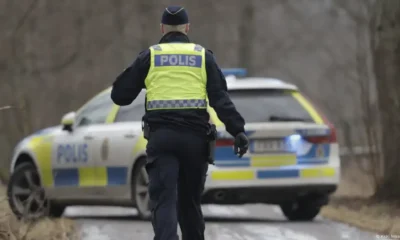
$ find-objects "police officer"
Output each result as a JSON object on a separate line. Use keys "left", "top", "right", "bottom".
{"left": 111, "top": 6, "right": 249, "bottom": 240}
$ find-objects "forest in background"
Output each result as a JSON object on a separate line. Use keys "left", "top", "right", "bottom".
{"left": 4, "top": 0, "right": 400, "bottom": 199}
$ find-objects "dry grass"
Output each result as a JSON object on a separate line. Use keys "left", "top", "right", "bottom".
{"left": 322, "top": 201, "right": 400, "bottom": 235}
{"left": 0, "top": 187, "right": 78, "bottom": 240}
{"left": 321, "top": 159, "right": 400, "bottom": 236}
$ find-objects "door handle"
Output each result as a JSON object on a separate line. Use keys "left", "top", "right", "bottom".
{"left": 124, "top": 133, "right": 135, "bottom": 139}
{"left": 84, "top": 135, "right": 94, "bottom": 140}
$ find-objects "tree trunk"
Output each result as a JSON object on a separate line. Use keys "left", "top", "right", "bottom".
{"left": 238, "top": 0, "right": 255, "bottom": 74}
{"left": 373, "top": 0, "right": 400, "bottom": 200}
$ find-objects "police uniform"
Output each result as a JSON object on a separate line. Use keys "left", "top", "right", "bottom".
{"left": 111, "top": 6, "right": 248, "bottom": 240}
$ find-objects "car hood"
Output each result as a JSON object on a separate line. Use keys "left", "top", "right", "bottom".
{"left": 14, "top": 125, "right": 61, "bottom": 150}
{"left": 27, "top": 125, "right": 61, "bottom": 138}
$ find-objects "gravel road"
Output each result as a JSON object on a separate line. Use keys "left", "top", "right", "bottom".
{"left": 63, "top": 204, "right": 383, "bottom": 240}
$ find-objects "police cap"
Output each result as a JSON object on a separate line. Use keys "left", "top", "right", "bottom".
{"left": 161, "top": 6, "right": 189, "bottom": 25}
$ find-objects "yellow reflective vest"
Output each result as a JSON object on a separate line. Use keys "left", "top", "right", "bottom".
{"left": 144, "top": 43, "right": 207, "bottom": 110}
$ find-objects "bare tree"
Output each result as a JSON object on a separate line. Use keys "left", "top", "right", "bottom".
{"left": 0, "top": 0, "right": 84, "bottom": 173}
{"left": 329, "top": 0, "right": 383, "bottom": 190}
{"left": 238, "top": 0, "right": 255, "bottom": 74}
{"left": 372, "top": 0, "right": 400, "bottom": 200}
{"left": 0, "top": 0, "right": 385, "bottom": 187}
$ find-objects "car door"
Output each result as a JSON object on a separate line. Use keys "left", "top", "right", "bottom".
{"left": 91, "top": 91, "right": 146, "bottom": 200}
{"left": 49, "top": 90, "right": 115, "bottom": 200}
{"left": 50, "top": 126, "right": 95, "bottom": 199}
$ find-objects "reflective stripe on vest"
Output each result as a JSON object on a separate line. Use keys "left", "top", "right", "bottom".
{"left": 144, "top": 43, "right": 207, "bottom": 110}
{"left": 147, "top": 99, "right": 207, "bottom": 110}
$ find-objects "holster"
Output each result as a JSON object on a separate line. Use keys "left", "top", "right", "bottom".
{"left": 206, "top": 124, "right": 217, "bottom": 165}
{"left": 142, "top": 121, "right": 150, "bottom": 140}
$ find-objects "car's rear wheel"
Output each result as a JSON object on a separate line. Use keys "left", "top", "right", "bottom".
{"left": 7, "top": 162, "right": 65, "bottom": 219}
{"left": 132, "top": 158, "right": 151, "bottom": 220}
{"left": 280, "top": 198, "right": 321, "bottom": 221}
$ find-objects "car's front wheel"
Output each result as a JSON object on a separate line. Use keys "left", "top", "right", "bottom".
{"left": 280, "top": 198, "right": 321, "bottom": 221}
{"left": 7, "top": 162, "right": 65, "bottom": 219}
{"left": 132, "top": 158, "right": 151, "bottom": 220}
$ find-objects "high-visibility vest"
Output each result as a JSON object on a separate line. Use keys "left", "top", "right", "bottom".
{"left": 144, "top": 43, "right": 207, "bottom": 110}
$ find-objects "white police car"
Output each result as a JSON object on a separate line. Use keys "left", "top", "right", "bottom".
{"left": 7, "top": 69, "right": 339, "bottom": 221}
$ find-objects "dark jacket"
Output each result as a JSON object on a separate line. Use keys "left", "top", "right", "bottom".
{"left": 111, "top": 32, "right": 245, "bottom": 137}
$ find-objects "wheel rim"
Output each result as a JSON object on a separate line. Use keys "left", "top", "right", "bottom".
{"left": 10, "top": 168, "right": 48, "bottom": 219}
{"left": 135, "top": 166, "right": 151, "bottom": 218}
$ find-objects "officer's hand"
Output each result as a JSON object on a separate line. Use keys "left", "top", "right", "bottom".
{"left": 234, "top": 132, "right": 249, "bottom": 158}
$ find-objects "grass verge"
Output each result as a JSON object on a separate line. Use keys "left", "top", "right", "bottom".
{"left": 0, "top": 186, "right": 78, "bottom": 240}
{"left": 321, "top": 159, "right": 400, "bottom": 236}
{"left": 321, "top": 198, "right": 400, "bottom": 235}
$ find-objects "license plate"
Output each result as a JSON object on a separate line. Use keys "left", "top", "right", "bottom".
{"left": 253, "top": 139, "right": 287, "bottom": 153}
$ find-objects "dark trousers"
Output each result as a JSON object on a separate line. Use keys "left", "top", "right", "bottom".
{"left": 146, "top": 127, "right": 209, "bottom": 240}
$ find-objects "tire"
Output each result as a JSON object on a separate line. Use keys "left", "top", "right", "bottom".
{"left": 132, "top": 157, "right": 151, "bottom": 220}
{"left": 8, "top": 162, "right": 51, "bottom": 219}
{"left": 280, "top": 199, "right": 321, "bottom": 221}
{"left": 7, "top": 162, "right": 66, "bottom": 219}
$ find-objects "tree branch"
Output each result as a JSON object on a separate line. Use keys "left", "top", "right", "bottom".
{"left": 11, "top": 0, "right": 39, "bottom": 73}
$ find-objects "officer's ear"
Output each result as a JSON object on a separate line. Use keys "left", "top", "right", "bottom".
{"left": 160, "top": 24, "right": 165, "bottom": 34}
{"left": 185, "top": 23, "right": 190, "bottom": 34}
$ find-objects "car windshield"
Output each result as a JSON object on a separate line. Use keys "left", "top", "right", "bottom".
{"left": 228, "top": 89, "right": 314, "bottom": 123}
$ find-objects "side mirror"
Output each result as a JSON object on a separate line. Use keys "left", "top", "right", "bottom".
{"left": 61, "top": 111, "right": 76, "bottom": 132}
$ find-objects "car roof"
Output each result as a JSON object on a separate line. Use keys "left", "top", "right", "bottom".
{"left": 101, "top": 76, "right": 297, "bottom": 94}
{"left": 80, "top": 76, "right": 298, "bottom": 113}
{"left": 225, "top": 76, "right": 298, "bottom": 91}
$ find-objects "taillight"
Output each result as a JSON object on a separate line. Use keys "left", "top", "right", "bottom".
{"left": 301, "top": 94, "right": 337, "bottom": 144}
{"left": 216, "top": 139, "right": 234, "bottom": 147}
{"left": 303, "top": 124, "right": 337, "bottom": 143}
{"left": 327, "top": 123, "right": 337, "bottom": 142}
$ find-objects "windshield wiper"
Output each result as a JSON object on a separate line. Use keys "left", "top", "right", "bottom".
{"left": 269, "top": 115, "right": 312, "bottom": 122}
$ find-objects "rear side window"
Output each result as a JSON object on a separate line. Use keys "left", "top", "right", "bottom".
{"left": 114, "top": 92, "right": 146, "bottom": 122}
{"left": 228, "top": 89, "right": 314, "bottom": 123}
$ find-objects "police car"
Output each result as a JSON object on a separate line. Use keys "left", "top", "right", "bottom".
{"left": 7, "top": 69, "right": 339, "bottom": 221}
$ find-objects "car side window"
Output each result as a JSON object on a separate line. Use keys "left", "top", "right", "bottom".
{"left": 75, "top": 92, "right": 114, "bottom": 127}
{"left": 114, "top": 91, "right": 146, "bottom": 122}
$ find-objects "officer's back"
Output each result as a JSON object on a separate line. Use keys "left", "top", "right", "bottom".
{"left": 144, "top": 34, "right": 211, "bottom": 135}
{"left": 111, "top": 12, "right": 245, "bottom": 138}
{"left": 111, "top": 6, "right": 248, "bottom": 240}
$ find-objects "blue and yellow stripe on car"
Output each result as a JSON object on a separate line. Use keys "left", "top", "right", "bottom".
{"left": 213, "top": 143, "right": 330, "bottom": 168}
{"left": 26, "top": 134, "right": 131, "bottom": 187}
{"left": 214, "top": 146, "right": 296, "bottom": 167}
{"left": 52, "top": 166, "right": 128, "bottom": 187}
{"left": 211, "top": 167, "right": 336, "bottom": 180}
